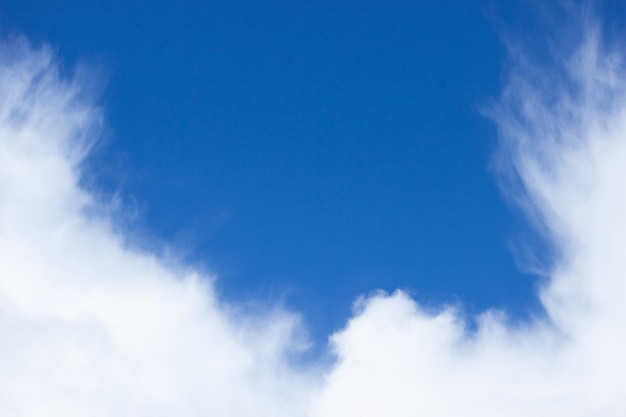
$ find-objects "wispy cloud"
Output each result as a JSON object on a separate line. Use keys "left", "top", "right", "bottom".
{"left": 1, "top": 5, "right": 625, "bottom": 416}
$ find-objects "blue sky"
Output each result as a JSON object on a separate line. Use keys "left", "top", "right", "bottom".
{"left": 2, "top": 1, "right": 626, "bottom": 415}
{"left": 0, "top": 0, "right": 541, "bottom": 341}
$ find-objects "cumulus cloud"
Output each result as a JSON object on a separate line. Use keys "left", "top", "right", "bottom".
{"left": 1, "top": 6, "right": 626, "bottom": 417}
{"left": 313, "top": 13, "right": 626, "bottom": 417}
{"left": 0, "top": 37, "right": 314, "bottom": 417}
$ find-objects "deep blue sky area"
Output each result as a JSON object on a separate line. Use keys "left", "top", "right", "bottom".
{"left": 1, "top": 1, "right": 544, "bottom": 341}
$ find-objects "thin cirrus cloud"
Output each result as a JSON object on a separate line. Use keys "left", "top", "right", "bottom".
{"left": 1, "top": 9, "right": 625, "bottom": 417}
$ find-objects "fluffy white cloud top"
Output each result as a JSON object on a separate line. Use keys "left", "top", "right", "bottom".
{"left": 1, "top": 9, "right": 625, "bottom": 417}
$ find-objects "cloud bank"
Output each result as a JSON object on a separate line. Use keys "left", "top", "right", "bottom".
{"left": 1, "top": 9, "right": 625, "bottom": 417}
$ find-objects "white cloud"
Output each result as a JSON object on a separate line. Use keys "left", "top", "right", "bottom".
{"left": 312, "top": 14, "right": 626, "bottom": 417}
{"left": 0, "top": 37, "right": 315, "bottom": 417}
{"left": 1, "top": 7, "right": 626, "bottom": 417}
{"left": 313, "top": 13, "right": 626, "bottom": 417}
